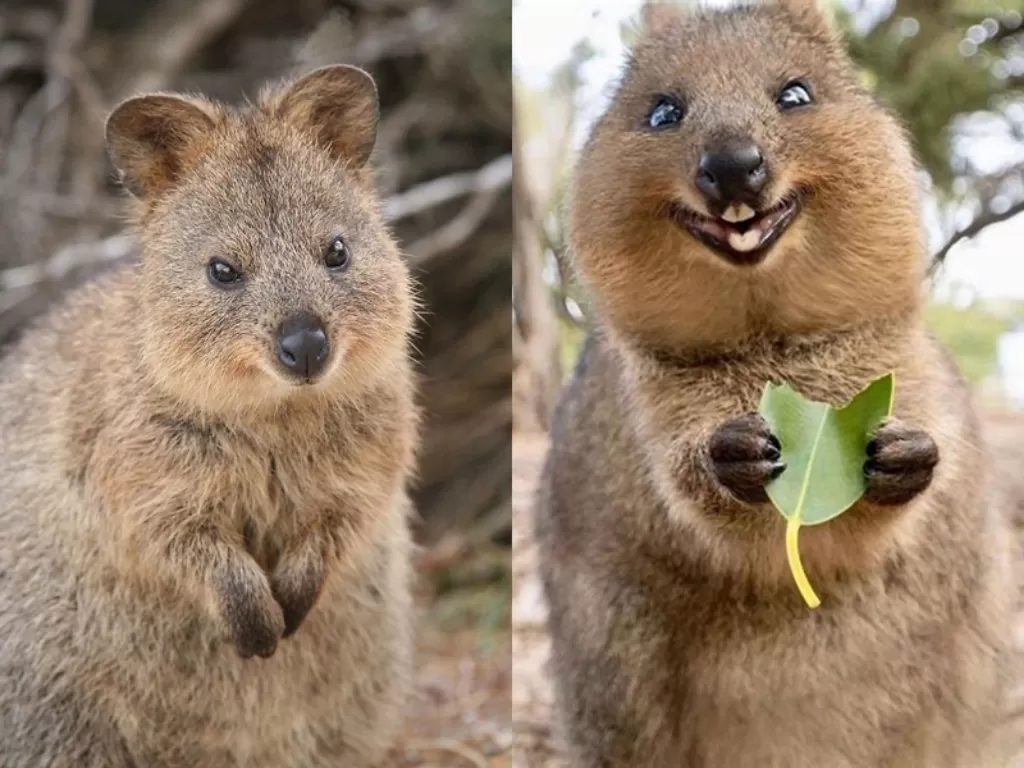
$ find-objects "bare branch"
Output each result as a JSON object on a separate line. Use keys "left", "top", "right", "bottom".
{"left": 0, "top": 234, "right": 135, "bottom": 293}
{"left": 48, "top": 0, "right": 93, "bottom": 76}
{"left": 112, "top": 0, "right": 251, "bottom": 100}
{"left": 294, "top": 7, "right": 447, "bottom": 72}
{"left": 383, "top": 154, "right": 512, "bottom": 222}
{"left": 0, "top": 42, "right": 42, "bottom": 82}
{"left": 405, "top": 184, "right": 506, "bottom": 265}
{"left": 0, "top": 188, "right": 120, "bottom": 220}
{"left": 930, "top": 200, "right": 1024, "bottom": 272}
{"left": 1, "top": 0, "right": 92, "bottom": 184}
{"left": 351, "top": 8, "right": 447, "bottom": 68}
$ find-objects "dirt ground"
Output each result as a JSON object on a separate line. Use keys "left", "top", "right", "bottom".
{"left": 387, "top": 538, "right": 512, "bottom": 767}
{"left": 510, "top": 432, "right": 566, "bottom": 768}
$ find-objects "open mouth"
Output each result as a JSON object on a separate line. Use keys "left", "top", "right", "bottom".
{"left": 669, "top": 193, "right": 803, "bottom": 266}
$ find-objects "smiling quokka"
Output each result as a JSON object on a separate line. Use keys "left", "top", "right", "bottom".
{"left": 536, "top": 1, "right": 1013, "bottom": 766}
{"left": 0, "top": 64, "right": 418, "bottom": 767}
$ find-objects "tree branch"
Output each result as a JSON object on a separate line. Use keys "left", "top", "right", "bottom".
{"left": 404, "top": 184, "right": 505, "bottom": 265}
{"left": 0, "top": 234, "right": 136, "bottom": 293}
{"left": 294, "top": 7, "right": 447, "bottom": 72}
{"left": 930, "top": 200, "right": 1024, "bottom": 272}
{"left": 383, "top": 154, "right": 512, "bottom": 222}
{"left": 112, "top": 0, "right": 251, "bottom": 100}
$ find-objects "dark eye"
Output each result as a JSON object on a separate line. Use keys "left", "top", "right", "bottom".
{"left": 324, "top": 236, "right": 351, "bottom": 271}
{"left": 207, "top": 258, "right": 243, "bottom": 288}
{"left": 647, "top": 96, "right": 685, "bottom": 129}
{"left": 777, "top": 80, "right": 813, "bottom": 110}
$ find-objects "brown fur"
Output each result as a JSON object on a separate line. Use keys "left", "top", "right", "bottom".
{"left": 0, "top": 65, "right": 418, "bottom": 766}
{"left": 985, "top": 416, "right": 1024, "bottom": 529}
{"left": 537, "top": 2, "right": 1013, "bottom": 765}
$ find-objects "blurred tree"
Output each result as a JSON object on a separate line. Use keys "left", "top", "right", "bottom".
{"left": 0, "top": 0, "right": 511, "bottom": 548}
{"left": 924, "top": 301, "right": 1010, "bottom": 381}
{"left": 513, "top": 38, "right": 593, "bottom": 405}
{"left": 839, "top": 0, "right": 1024, "bottom": 265}
{"left": 512, "top": 110, "right": 561, "bottom": 434}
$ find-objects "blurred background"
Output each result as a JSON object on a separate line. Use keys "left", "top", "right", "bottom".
{"left": 0, "top": 0, "right": 511, "bottom": 764}
{"left": 512, "top": 0, "right": 1024, "bottom": 764}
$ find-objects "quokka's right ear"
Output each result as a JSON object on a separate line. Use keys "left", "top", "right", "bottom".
{"left": 774, "top": 0, "right": 838, "bottom": 38}
{"left": 775, "top": 0, "right": 820, "bottom": 12}
{"left": 105, "top": 95, "right": 217, "bottom": 199}
{"left": 638, "top": 0, "right": 687, "bottom": 35}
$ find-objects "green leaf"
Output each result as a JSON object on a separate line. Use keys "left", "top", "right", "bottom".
{"left": 760, "top": 373, "right": 895, "bottom": 525}
{"left": 758, "top": 373, "right": 895, "bottom": 608}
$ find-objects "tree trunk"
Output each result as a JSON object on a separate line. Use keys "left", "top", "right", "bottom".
{"left": 512, "top": 109, "right": 561, "bottom": 434}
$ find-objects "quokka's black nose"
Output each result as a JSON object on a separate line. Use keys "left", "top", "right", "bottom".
{"left": 275, "top": 313, "right": 329, "bottom": 379}
{"left": 695, "top": 140, "right": 767, "bottom": 206}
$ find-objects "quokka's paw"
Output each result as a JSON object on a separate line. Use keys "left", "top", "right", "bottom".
{"left": 707, "top": 412, "right": 785, "bottom": 503}
{"left": 864, "top": 419, "right": 939, "bottom": 506}
{"left": 270, "top": 550, "right": 326, "bottom": 638}
{"left": 216, "top": 568, "right": 286, "bottom": 659}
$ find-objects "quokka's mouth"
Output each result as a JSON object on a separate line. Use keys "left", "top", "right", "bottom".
{"left": 669, "top": 192, "right": 803, "bottom": 266}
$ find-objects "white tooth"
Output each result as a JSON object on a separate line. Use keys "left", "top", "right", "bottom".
{"left": 728, "top": 228, "right": 763, "bottom": 252}
{"left": 722, "top": 203, "right": 756, "bottom": 223}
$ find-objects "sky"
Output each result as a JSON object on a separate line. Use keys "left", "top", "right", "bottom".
{"left": 512, "top": 0, "right": 1024, "bottom": 302}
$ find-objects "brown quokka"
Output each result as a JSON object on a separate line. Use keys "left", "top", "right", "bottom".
{"left": 536, "top": 1, "right": 1013, "bottom": 765}
{"left": 0, "top": 64, "right": 418, "bottom": 767}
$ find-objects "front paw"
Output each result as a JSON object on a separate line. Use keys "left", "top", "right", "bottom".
{"left": 270, "top": 547, "right": 326, "bottom": 638}
{"left": 864, "top": 419, "right": 939, "bottom": 505}
{"left": 216, "top": 567, "right": 285, "bottom": 659}
{"left": 707, "top": 412, "right": 785, "bottom": 503}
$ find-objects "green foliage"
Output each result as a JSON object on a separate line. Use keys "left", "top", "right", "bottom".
{"left": 840, "top": 0, "right": 1024, "bottom": 195}
{"left": 924, "top": 301, "right": 1009, "bottom": 382}
{"left": 760, "top": 374, "right": 895, "bottom": 607}
{"left": 761, "top": 374, "right": 894, "bottom": 526}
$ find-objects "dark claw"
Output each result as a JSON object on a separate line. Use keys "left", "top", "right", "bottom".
{"left": 863, "top": 420, "right": 938, "bottom": 506}
{"left": 707, "top": 413, "right": 784, "bottom": 503}
{"left": 277, "top": 590, "right": 318, "bottom": 639}
{"left": 227, "top": 602, "right": 281, "bottom": 659}
{"left": 216, "top": 568, "right": 284, "bottom": 659}
{"left": 270, "top": 552, "right": 326, "bottom": 639}
{"left": 865, "top": 467, "right": 934, "bottom": 506}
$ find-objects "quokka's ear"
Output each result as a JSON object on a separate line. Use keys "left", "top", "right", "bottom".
{"left": 638, "top": 0, "right": 688, "bottom": 35}
{"left": 272, "top": 64, "right": 379, "bottom": 170}
{"left": 105, "top": 95, "right": 216, "bottom": 199}
{"left": 773, "top": 0, "right": 837, "bottom": 38}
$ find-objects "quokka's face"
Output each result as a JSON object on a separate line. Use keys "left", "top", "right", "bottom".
{"left": 106, "top": 65, "right": 414, "bottom": 412}
{"left": 140, "top": 136, "right": 412, "bottom": 404}
{"left": 574, "top": 0, "right": 920, "bottom": 271}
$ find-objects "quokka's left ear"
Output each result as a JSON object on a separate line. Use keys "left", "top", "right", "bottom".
{"left": 270, "top": 64, "right": 379, "bottom": 170}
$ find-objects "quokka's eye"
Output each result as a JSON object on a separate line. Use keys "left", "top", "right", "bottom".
{"left": 207, "top": 258, "right": 243, "bottom": 288}
{"left": 647, "top": 95, "right": 685, "bottom": 129}
{"left": 324, "top": 235, "right": 351, "bottom": 271}
{"left": 777, "top": 80, "right": 814, "bottom": 110}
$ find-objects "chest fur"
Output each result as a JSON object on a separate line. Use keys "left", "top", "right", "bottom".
{"left": 84, "top": 407, "right": 383, "bottom": 560}
{"left": 648, "top": 329, "right": 921, "bottom": 419}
